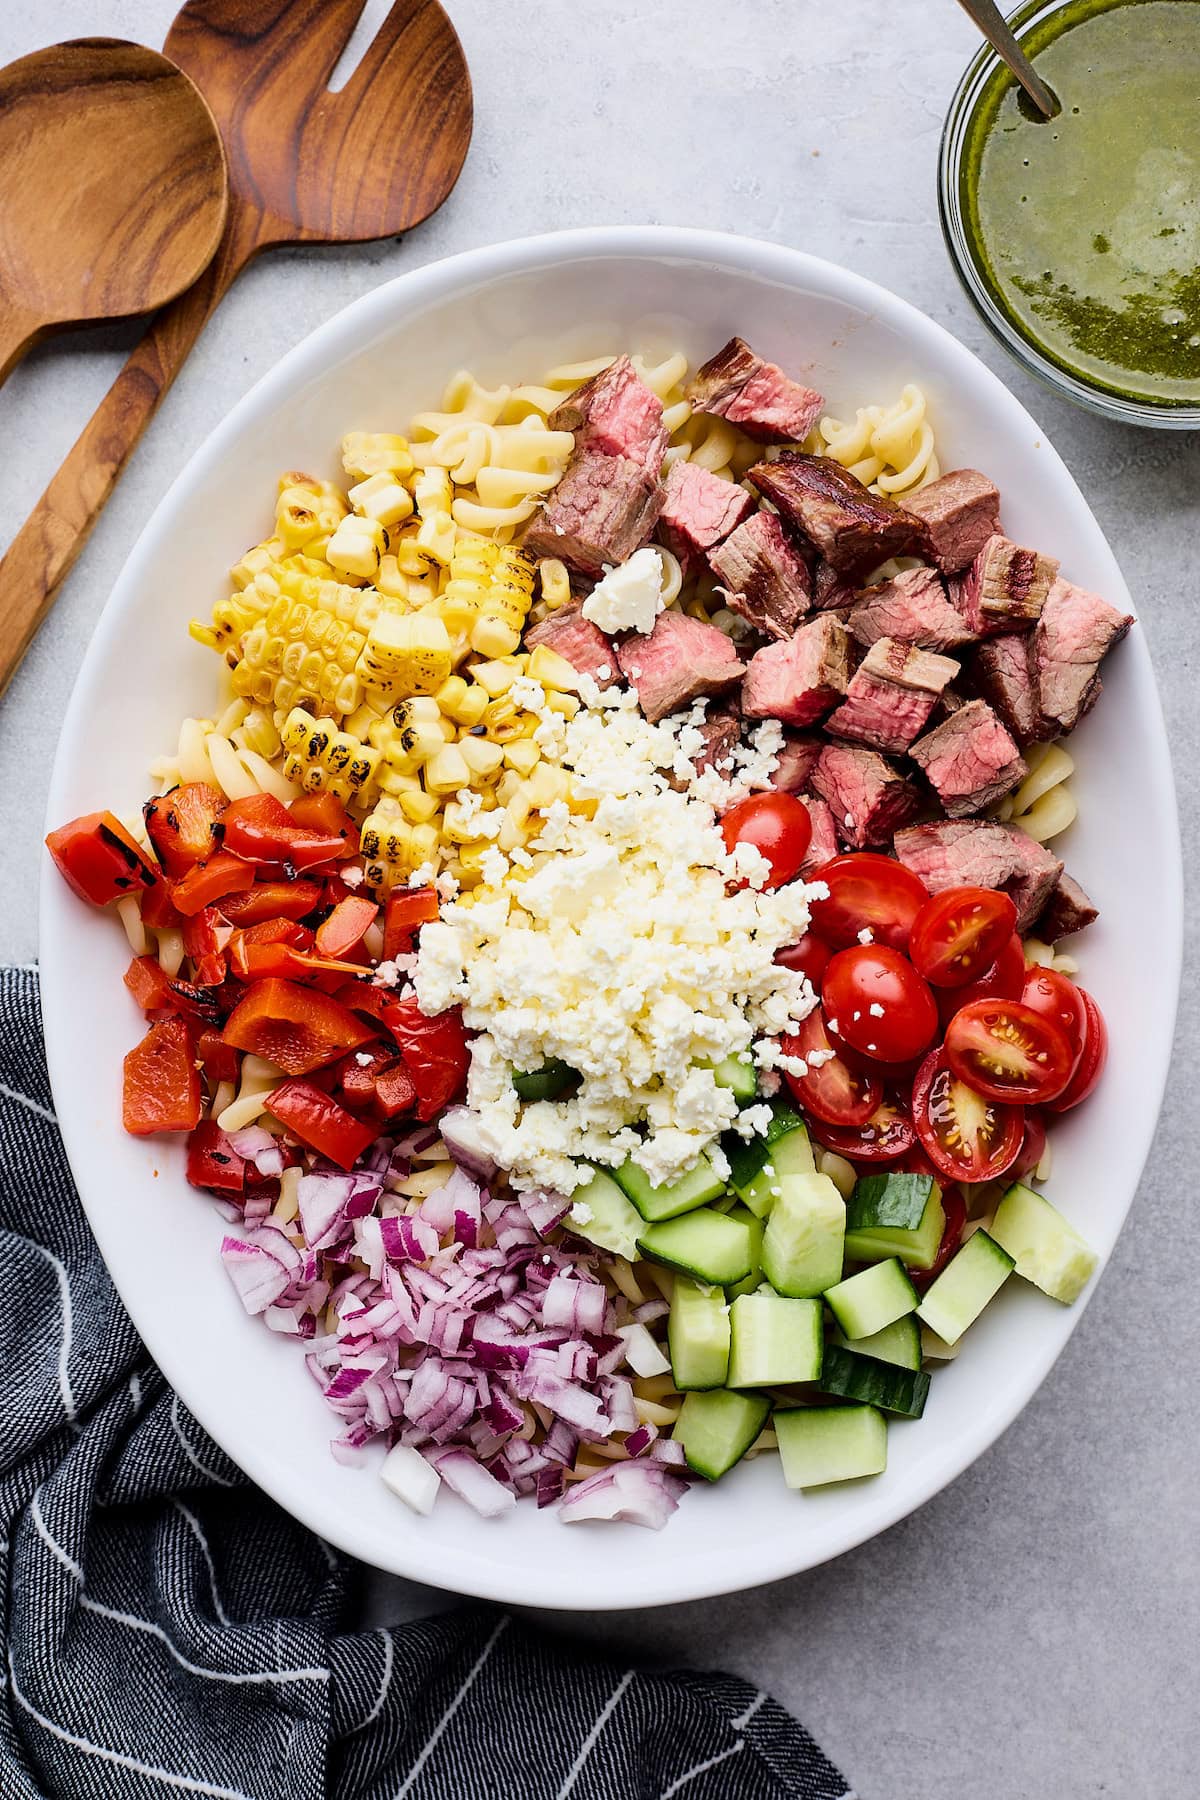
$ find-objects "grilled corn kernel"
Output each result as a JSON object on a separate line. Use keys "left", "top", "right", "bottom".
{"left": 434, "top": 675, "right": 469, "bottom": 718}
{"left": 502, "top": 739, "right": 541, "bottom": 778}
{"left": 415, "top": 512, "right": 456, "bottom": 568}
{"left": 414, "top": 467, "right": 452, "bottom": 518}
{"left": 482, "top": 697, "right": 524, "bottom": 741}
{"left": 349, "top": 471, "right": 414, "bottom": 528}
{"left": 358, "top": 610, "right": 452, "bottom": 697}
{"left": 470, "top": 659, "right": 520, "bottom": 698}
{"left": 543, "top": 689, "right": 580, "bottom": 718}
{"left": 524, "top": 764, "right": 568, "bottom": 809}
{"left": 527, "top": 644, "right": 582, "bottom": 693}
{"left": 458, "top": 736, "right": 505, "bottom": 780}
{"left": 470, "top": 614, "right": 522, "bottom": 658}
{"left": 327, "top": 514, "right": 387, "bottom": 582}
{"left": 375, "top": 555, "right": 410, "bottom": 600}
{"left": 281, "top": 707, "right": 381, "bottom": 801}
{"left": 451, "top": 683, "right": 489, "bottom": 728}
{"left": 423, "top": 744, "right": 471, "bottom": 795}
{"left": 342, "top": 432, "right": 414, "bottom": 481}
{"left": 360, "top": 810, "right": 412, "bottom": 864}
{"left": 231, "top": 540, "right": 281, "bottom": 589}
{"left": 442, "top": 800, "right": 491, "bottom": 844}
{"left": 495, "top": 770, "right": 523, "bottom": 806}
{"left": 377, "top": 766, "right": 423, "bottom": 800}
{"left": 398, "top": 787, "right": 441, "bottom": 824}
{"left": 538, "top": 557, "right": 572, "bottom": 610}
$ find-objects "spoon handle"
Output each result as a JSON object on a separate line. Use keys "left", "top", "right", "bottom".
{"left": 0, "top": 297, "right": 43, "bottom": 386}
{"left": 954, "top": 0, "right": 1059, "bottom": 117}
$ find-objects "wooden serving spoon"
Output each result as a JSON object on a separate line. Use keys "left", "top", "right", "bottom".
{"left": 0, "top": 0, "right": 472, "bottom": 699}
{"left": 0, "top": 38, "right": 227, "bottom": 383}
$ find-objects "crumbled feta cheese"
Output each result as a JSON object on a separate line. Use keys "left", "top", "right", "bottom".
{"left": 408, "top": 862, "right": 436, "bottom": 889}
{"left": 340, "top": 864, "right": 365, "bottom": 889}
{"left": 869, "top": 1002, "right": 885, "bottom": 1018}
{"left": 568, "top": 1201, "right": 594, "bottom": 1227}
{"left": 354, "top": 1051, "right": 375, "bottom": 1067}
{"left": 858, "top": 926, "right": 874, "bottom": 945}
{"left": 580, "top": 547, "right": 665, "bottom": 636}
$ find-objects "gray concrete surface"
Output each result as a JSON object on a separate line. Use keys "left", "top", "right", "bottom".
{"left": 3, "top": 3, "right": 1196, "bottom": 1795}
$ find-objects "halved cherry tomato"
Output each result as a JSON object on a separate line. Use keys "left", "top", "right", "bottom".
{"left": 1010, "top": 1111, "right": 1048, "bottom": 1183}
{"left": 289, "top": 791, "right": 359, "bottom": 850}
{"left": 1020, "top": 966, "right": 1087, "bottom": 1063}
{"left": 222, "top": 978, "right": 375, "bottom": 1074}
{"left": 315, "top": 895, "right": 378, "bottom": 959}
{"left": 775, "top": 932, "right": 831, "bottom": 987}
{"left": 944, "top": 999, "right": 1075, "bottom": 1104}
{"left": 909, "top": 886, "right": 1018, "bottom": 988}
{"left": 170, "top": 852, "right": 256, "bottom": 917}
{"left": 781, "top": 1009, "right": 883, "bottom": 1128}
{"left": 808, "top": 1094, "right": 915, "bottom": 1164}
{"left": 721, "top": 792, "right": 813, "bottom": 889}
{"left": 383, "top": 887, "right": 440, "bottom": 961}
{"left": 123, "top": 1017, "right": 201, "bottom": 1136}
{"left": 143, "top": 783, "right": 225, "bottom": 876}
{"left": 378, "top": 996, "right": 470, "bottom": 1120}
{"left": 807, "top": 852, "right": 928, "bottom": 952}
{"left": 912, "top": 1048, "right": 1024, "bottom": 1184}
{"left": 46, "top": 812, "right": 159, "bottom": 907}
{"left": 822, "top": 945, "right": 939, "bottom": 1066}
{"left": 265, "top": 1078, "right": 376, "bottom": 1170}
{"left": 1044, "top": 988, "right": 1108, "bottom": 1113}
{"left": 937, "top": 932, "right": 1026, "bottom": 1028}
{"left": 221, "top": 794, "right": 348, "bottom": 871}
{"left": 197, "top": 1027, "right": 239, "bottom": 1085}
{"left": 911, "top": 1185, "right": 967, "bottom": 1292}
{"left": 218, "top": 880, "right": 322, "bottom": 925}
{"left": 186, "top": 1119, "right": 246, "bottom": 1195}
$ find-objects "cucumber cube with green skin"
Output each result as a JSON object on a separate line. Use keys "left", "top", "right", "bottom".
{"left": 761, "top": 1172, "right": 845, "bottom": 1296}
{"left": 711, "top": 1054, "right": 759, "bottom": 1103}
{"left": 675, "top": 1389, "right": 771, "bottom": 1480}
{"left": 989, "top": 1183, "right": 1097, "bottom": 1303}
{"left": 512, "top": 1058, "right": 577, "bottom": 1101}
{"left": 725, "top": 1205, "right": 765, "bottom": 1300}
{"left": 844, "top": 1175, "right": 945, "bottom": 1271}
{"left": 668, "top": 1279, "right": 731, "bottom": 1391}
{"left": 727, "top": 1292, "right": 823, "bottom": 1387}
{"left": 614, "top": 1151, "right": 725, "bottom": 1223}
{"left": 824, "top": 1257, "right": 918, "bottom": 1340}
{"left": 637, "top": 1208, "right": 753, "bottom": 1286}
{"left": 916, "top": 1229, "right": 1014, "bottom": 1345}
{"left": 776, "top": 1404, "right": 888, "bottom": 1488}
{"left": 818, "top": 1343, "right": 930, "bottom": 1417}
{"left": 724, "top": 1104, "right": 814, "bottom": 1218}
{"left": 834, "top": 1312, "right": 922, "bottom": 1371}
{"left": 565, "top": 1168, "right": 643, "bottom": 1261}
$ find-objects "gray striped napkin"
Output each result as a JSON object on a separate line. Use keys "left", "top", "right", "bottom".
{"left": 0, "top": 966, "right": 851, "bottom": 1800}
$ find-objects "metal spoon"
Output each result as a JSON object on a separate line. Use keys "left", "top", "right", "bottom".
{"left": 954, "top": 0, "right": 1061, "bottom": 119}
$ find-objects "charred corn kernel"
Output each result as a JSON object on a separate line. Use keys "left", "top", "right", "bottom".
{"left": 442, "top": 800, "right": 491, "bottom": 844}
{"left": 524, "top": 764, "right": 568, "bottom": 809}
{"left": 368, "top": 710, "right": 445, "bottom": 773}
{"left": 342, "top": 432, "right": 413, "bottom": 481}
{"left": 455, "top": 841, "right": 491, "bottom": 875}
{"left": 502, "top": 739, "right": 541, "bottom": 778}
{"left": 423, "top": 744, "right": 471, "bottom": 794}
{"left": 274, "top": 498, "right": 325, "bottom": 551}
{"left": 377, "top": 766, "right": 423, "bottom": 800}
{"left": 434, "top": 675, "right": 469, "bottom": 718}
{"left": 453, "top": 684, "right": 489, "bottom": 728}
{"left": 538, "top": 557, "right": 572, "bottom": 609}
{"left": 498, "top": 798, "right": 531, "bottom": 852}
{"left": 229, "top": 607, "right": 365, "bottom": 718}
{"left": 360, "top": 809, "right": 411, "bottom": 863}
{"left": 435, "top": 715, "right": 457, "bottom": 742}
{"left": 482, "top": 696, "right": 524, "bottom": 741}
{"left": 543, "top": 690, "right": 580, "bottom": 718}
{"left": 469, "top": 614, "right": 522, "bottom": 657}
{"left": 459, "top": 736, "right": 505, "bottom": 780}
{"left": 349, "top": 471, "right": 414, "bottom": 528}
{"left": 527, "top": 644, "right": 581, "bottom": 692}
{"left": 241, "top": 707, "right": 281, "bottom": 758}
{"left": 390, "top": 533, "right": 444, "bottom": 580}
{"left": 415, "top": 512, "right": 456, "bottom": 568}
{"left": 281, "top": 707, "right": 381, "bottom": 801}
{"left": 344, "top": 701, "right": 378, "bottom": 740}
{"left": 410, "top": 822, "right": 439, "bottom": 866}
{"left": 359, "top": 610, "right": 452, "bottom": 696}
{"left": 470, "top": 659, "right": 520, "bottom": 698}
{"left": 398, "top": 787, "right": 440, "bottom": 824}
{"left": 375, "top": 555, "right": 409, "bottom": 601}
{"left": 231, "top": 540, "right": 281, "bottom": 588}
{"left": 444, "top": 538, "right": 493, "bottom": 613}
{"left": 327, "top": 514, "right": 387, "bottom": 582}
{"left": 414, "top": 467, "right": 452, "bottom": 517}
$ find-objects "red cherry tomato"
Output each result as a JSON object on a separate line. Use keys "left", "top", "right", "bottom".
{"left": 910, "top": 1185, "right": 967, "bottom": 1292}
{"left": 821, "top": 945, "right": 939, "bottom": 1066}
{"left": 1020, "top": 966, "right": 1087, "bottom": 1062}
{"left": 908, "top": 886, "right": 1019, "bottom": 988}
{"left": 721, "top": 792, "right": 812, "bottom": 889}
{"left": 912, "top": 1048, "right": 1025, "bottom": 1184}
{"left": 1009, "top": 1111, "right": 1048, "bottom": 1184}
{"left": 775, "top": 932, "right": 831, "bottom": 986}
{"left": 1044, "top": 988, "right": 1108, "bottom": 1113}
{"left": 807, "top": 852, "right": 929, "bottom": 952}
{"left": 937, "top": 932, "right": 1027, "bottom": 1029}
{"left": 808, "top": 1094, "right": 915, "bottom": 1164}
{"left": 944, "top": 999, "right": 1075, "bottom": 1104}
{"left": 781, "top": 1009, "right": 883, "bottom": 1128}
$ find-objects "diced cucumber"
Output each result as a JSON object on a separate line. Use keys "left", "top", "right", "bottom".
{"left": 675, "top": 1388, "right": 771, "bottom": 1479}
{"left": 668, "top": 1279, "right": 731, "bottom": 1391}
{"left": 818, "top": 1342, "right": 930, "bottom": 1418}
{"left": 989, "top": 1182, "right": 1097, "bottom": 1304}
{"left": 638, "top": 1208, "right": 753, "bottom": 1286}
{"left": 566, "top": 1168, "right": 643, "bottom": 1261}
{"left": 761, "top": 1172, "right": 845, "bottom": 1297}
{"left": 920, "top": 1324, "right": 961, "bottom": 1361}
{"left": 725, "top": 1204, "right": 765, "bottom": 1300}
{"left": 512, "top": 1058, "right": 577, "bottom": 1101}
{"left": 776, "top": 1403, "right": 888, "bottom": 1488}
{"left": 724, "top": 1102, "right": 814, "bottom": 1218}
{"left": 712, "top": 1053, "right": 759, "bottom": 1103}
{"left": 727, "top": 1291, "right": 823, "bottom": 1387}
{"left": 824, "top": 1257, "right": 918, "bottom": 1340}
{"left": 834, "top": 1312, "right": 922, "bottom": 1371}
{"left": 845, "top": 1174, "right": 945, "bottom": 1271}
{"left": 916, "top": 1229, "right": 1014, "bottom": 1346}
{"left": 614, "top": 1151, "right": 725, "bottom": 1223}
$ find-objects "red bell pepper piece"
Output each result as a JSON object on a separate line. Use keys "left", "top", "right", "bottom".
{"left": 374, "top": 1059, "right": 418, "bottom": 1118}
{"left": 182, "top": 907, "right": 226, "bottom": 987}
{"left": 197, "top": 1027, "right": 239, "bottom": 1085}
{"left": 220, "top": 794, "right": 350, "bottom": 871}
{"left": 46, "top": 812, "right": 159, "bottom": 907}
{"left": 265, "top": 1078, "right": 376, "bottom": 1170}
{"left": 171, "top": 852, "right": 256, "bottom": 917}
{"left": 143, "top": 783, "right": 225, "bottom": 876}
{"left": 316, "top": 895, "right": 378, "bottom": 959}
{"left": 123, "top": 956, "right": 224, "bottom": 1024}
{"left": 222, "top": 978, "right": 375, "bottom": 1074}
{"left": 383, "top": 886, "right": 439, "bottom": 961}
{"left": 123, "top": 1017, "right": 201, "bottom": 1136}
{"left": 186, "top": 1119, "right": 246, "bottom": 1194}
{"left": 140, "top": 878, "right": 184, "bottom": 930}
{"left": 334, "top": 1043, "right": 394, "bottom": 1106}
{"left": 290, "top": 791, "right": 359, "bottom": 849}
{"left": 379, "top": 996, "right": 470, "bottom": 1120}
{"left": 218, "top": 879, "right": 322, "bottom": 925}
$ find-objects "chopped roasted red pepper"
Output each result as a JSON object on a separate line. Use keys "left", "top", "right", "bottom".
{"left": 374, "top": 1059, "right": 418, "bottom": 1118}
{"left": 170, "top": 852, "right": 256, "bottom": 917}
{"left": 290, "top": 791, "right": 359, "bottom": 848}
{"left": 143, "top": 783, "right": 225, "bottom": 875}
{"left": 316, "top": 895, "right": 378, "bottom": 959}
{"left": 123, "top": 1017, "right": 201, "bottom": 1136}
{"left": 182, "top": 907, "right": 226, "bottom": 987}
{"left": 335, "top": 1042, "right": 395, "bottom": 1106}
{"left": 379, "top": 996, "right": 470, "bottom": 1120}
{"left": 383, "top": 886, "right": 439, "bottom": 961}
{"left": 197, "top": 1027, "right": 239, "bottom": 1085}
{"left": 46, "top": 812, "right": 159, "bottom": 907}
{"left": 221, "top": 793, "right": 350, "bottom": 871}
{"left": 140, "top": 878, "right": 184, "bottom": 930}
{"left": 265, "top": 1078, "right": 376, "bottom": 1170}
{"left": 123, "top": 955, "right": 223, "bottom": 1024}
{"left": 186, "top": 1119, "right": 246, "bottom": 1194}
{"left": 221, "top": 978, "right": 375, "bottom": 1074}
{"left": 217, "top": 879, "right": 322, "bottom": 925}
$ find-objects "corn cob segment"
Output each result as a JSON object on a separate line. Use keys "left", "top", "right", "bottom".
{"left": 280, "top": 707, "right": 382, "bottom": 803}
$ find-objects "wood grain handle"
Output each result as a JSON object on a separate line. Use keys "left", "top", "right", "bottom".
{"left": 0, "top": 296, "right": 43, "bottom": 386}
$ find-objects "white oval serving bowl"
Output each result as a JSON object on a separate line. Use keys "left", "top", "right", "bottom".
{"left": 41, "top": 228, "right": 1181, "bottom": 1610}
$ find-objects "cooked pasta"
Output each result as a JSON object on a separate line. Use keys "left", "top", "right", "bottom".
{"left": 997, "top": 742, "right": 1077, "bottom": 843}
{"left": 817, "top": 382, "right": 939, "bottom": 496}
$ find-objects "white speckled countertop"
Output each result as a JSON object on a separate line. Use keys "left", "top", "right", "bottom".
{"left": 4, "top": 4, "right": 1197, "bottom": 1794}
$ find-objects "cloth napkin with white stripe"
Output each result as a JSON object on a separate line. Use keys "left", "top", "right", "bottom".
{"left": 0, "top": 966, "right": 852, "bottom": 1800}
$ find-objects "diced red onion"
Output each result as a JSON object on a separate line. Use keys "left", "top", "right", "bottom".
{"left": 624, "top": 1422, "right": 658, "bottom": 1457}
{"left": 558, "top": 1462, "right": 685, "bottom": 1529}
{"left": 540, "top": 1273, "right": 608, "bottom": 1336}
{"left": 220, "top": 1236, "right": 291, "bottom": 1315}
{"left": 426, "top": 1447, "right": 516, "bottom": 1517}
{"left": 437, "top": 1107, "right": 497, "bottom": 1184}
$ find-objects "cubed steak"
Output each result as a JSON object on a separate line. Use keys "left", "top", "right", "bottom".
{"left": 908, "top": 698, "right": 1026, "bottom": 816}
{"left": 1036, "top": 872, "right": 1099, "bottom": 942}
{"left": 956, "top": 533, "right": 1059, "bottom": 636}
{"left": 811, "top": 744, "right": 921, "bottom": 849}
{"left": 686, "top": 335, "right": 825, "bottom": 444}
{"left": 523, "top": 448, "right": 661, "bottom": 576}
{"left": 1034, "top": 576, "right": 1134, "bottom": 737}
{"left": 849, "top": 566, "right": 977, "bottom": 654}
{"left": 615, "top": 609, "right": 743, "bottom": 722}
{"left": 748, "top": 453, "right": 930, "bottom": 576}
{"left": 524, "top": 604, "right": 619, "bottom": 687}
{"left": 689, "top": 705, "right": 743, "bottom": 778}
{"left": 893, "top": 819, "right": 1063, "bottom": 932}
{"left": 905, "top": 469, "right": 1002, "bottom": 574}
{"left": 798, "top": 795, "right": 839, "bottom": 874}
{"left": 768, "top": 732, "right": 823, "bottom": 793}
{"left": 657, "top": 460, "right": 755, "bottom": 568}
{"left": 826, "top": 637, "right": 960, "bottom": 755}
{"left": 708, "top": 510, "right": 812, "bottom": 640}
{"left": 968, "top": 633, "right": 1041, "bottom": 745}
{"left": 548, "top": 355, "right": 668, "bottom": 482}
{"left": 811, "top": 560, "right": 858, "bottom": 614}
{"left": 741, "top": 615, "right": 852, "bottom": 727}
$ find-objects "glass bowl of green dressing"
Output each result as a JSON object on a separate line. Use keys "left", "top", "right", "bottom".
{"left": 939, "top": 0, "right": 1200, "bottom": 426}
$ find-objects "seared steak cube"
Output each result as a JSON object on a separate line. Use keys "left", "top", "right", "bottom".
{"left": 811, "top": 744, "right": 921, "bottom": 849}
{"left": 689, "top": 705, "right": 743, "bottom": 779}
{"left": 849, "top": 566, "right": 977, "bottom": 653}
{"left": 686, "top": 335, "right": 825, "bottom": 444}
{"left": 1034, "top": 576, "right": 1133, "bottom": 736}
{"left": 768, "top": 732, "right": 823, "bottom": 793}
{"left": 969, "top": 633, "right": 1041, "bottom": 745}
{"left": 1036, "top": 872, "right": 1099, "bottom": 942}
{"left": 523, "top": 449, "right": 661, "bottom": 576}
{"left": 908, "top": 698, "right": 1026, "bottom": 816}
{"left": 749, "top": 453, "right": 931, "bottom": 576}
{"left": 741, "top": 615, "right": 852, "bottom": 727}
{"left": 615, "top": 609, "right": 742, "bottom": 722}
{"left": 708, "top": 510, "right": 812, "bottom": 640}
{"left": 524, "top": 604, "right": 619, "bottom": 687}
{"left": 657, "top": 460, "right": 754, "bottom": 568}
{"left": 905, "top": 469, "right": 1002, "bottom": 574}
{"left": 548, "top": 355, "right": 668, "bottom": 483}
{"left": 956, "top": 533, "right": 1059, "bottom": 635}
{"left": 811, "top": 560, "right": 858, "bottom": 613}
{"left": 798, "top": 794, "right": 839, "bottom": 874}
{"left": 826, "top": 637, "right": 960, "bottom": 755}
{"left": 894, "top": 819, "right": 1062, "bottom": 931}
